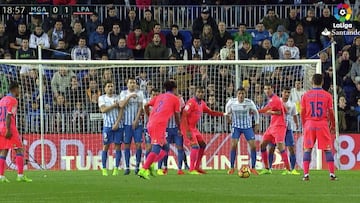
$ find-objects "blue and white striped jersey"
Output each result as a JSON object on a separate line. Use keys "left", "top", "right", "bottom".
{"left": 167, "top": 96, "right": 185, "bottom": 129}
{"left": 98, "top": 94, "right": 122, "bottom": 128}
{"left": 120, "top": 90, "right": 144, "bottom": 125}
{"left": 225, "top": 98, "right": 259, "bottom": 129}
{"left": 143, "top": 97, "right": 151, "bottom": 129}
{"left": 282, "top": 99, "right": 297, "bottom": 130}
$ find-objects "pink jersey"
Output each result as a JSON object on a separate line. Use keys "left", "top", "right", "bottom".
{"left": 301, "top": 88, "right": 333, "bottom": 122}
{"left": 147, "top": 92, "right": 180, "bottom": 127}
{"left": 182, "top": 97, "right": 223, "bottom": 129}
{"left": 266, "top": 94, "right": 286, "bottom": 126}
{"left": 0, "top": 95, "right": 18, "bottom": 133}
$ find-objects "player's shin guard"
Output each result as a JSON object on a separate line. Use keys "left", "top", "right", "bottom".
{"left": 115, "top": 150, "right": 121, "bottom": 168}
{"left": 190, "top": 146, "right": 200, "bottom": 171}
{"left": 251, "top": 149, "right": 257, "bottom": 169}
{"left": 0, "top": 156, "right": 6, "bottom": 176}
{"left": 280, "top": 150, "right": 290, "bottom": 170}
{"left": 261, "top": 149, "right": 269, "bottom": 169}
{"left": 143, "top": 145, "right": 161, "bottom": 169}
{"left": 101, "top": 151, "right": 108, "bottom": 169}
{"left": 303, "top": 151, "right": 311, "bottom": 175}
{"left": 230, "top": 149, "right": 236, "bottom": 168}
{"left": 124, "top": 148, "right": 130, "bottom": 169}
{"left": 268, "top": 152, "right": 274, "bottom": 169}
{"left": 195, "top": 147, "right": 205, "bottom": 169}
{"left": 135, "top": 148, "right": 142, "bottom": 169}
{"left": 325, "top": 151, "right": 335, "bottom": 174}
{"left": 177, "top": 149, "right": 184, "bottom": 169}
{"left": 290, "top": 153, "right": 296, "bottom": 170}
{"left": 16, "top": 154, "right": 24, "bottom": 175}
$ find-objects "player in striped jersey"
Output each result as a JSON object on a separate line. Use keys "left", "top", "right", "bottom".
{"left": 143, "top": 88, "right": 160, "bottom": 158}
{"left": 98, "top": 80, "right": 124, "bottom": 176}
{"left": 225, "top": 87, "right": 259, "bottom": 175}
{"left": 157, "top": 94, "right": 188, "bottom": 175}
{"left": 268, "top": 87, "right": 300, "bottom": 175}
{"left": 120, "top": 78, "right": 144, "bottom": 175}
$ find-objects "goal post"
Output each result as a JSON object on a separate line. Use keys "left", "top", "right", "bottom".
{"left": 0, "top": 59, "right": 323, "bottom": 170}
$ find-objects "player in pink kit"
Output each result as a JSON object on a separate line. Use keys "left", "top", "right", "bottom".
{"left": 301, "top": 74, "right": 337, "bottom": 181}
{"left": 138, "top": 80, "right": 181, "bottom": 179}
{"left": 0, "top": 82, "right": 32, "bottom": 183}
{"left": 181, "top": 87, "right": 225, "bottom": 175}
{"left": 258, "top": 83, "right": 291, "bottom": 175}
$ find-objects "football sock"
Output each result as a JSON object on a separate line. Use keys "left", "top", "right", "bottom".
{"left": 101, "top": 151, "right": 108, "bottom": 169}
{"left": 251, "top": 149, "right": 257, "bottom": 169}
{"left": 190, "top": 146, "right": 200, "bottom": 171}
{"left": 177, "top": 149, "right": 184, "bottom": 169}
{"left": 135, "top": 148, "right": 142, "bottom": 169}
{"left": 261, "top": 149, "right": 269, "bottom": 169}
{"left": 280, "top": 150, "right": 290, "bottom": 170}
{"left": 230, "top": 149, "right": 236, "bottom": 168}
{"left": 0, "top": 156, "right": 6, "bottom": 176}
{"left": 303, "top": 151, "right": 311, "bottom": 175}
{"left": 158, "top": 158, "right": 163, "bottom": 169}
{"left": 124, "top": 148, "right": 130, "bottom": 169}
{"left": 16, "top": 154, "right": 24, "bottom": 175}
{"left": 290, "top": 153, "right": 296, "bottom": 170}
{"left": 325, "top": 150, "right": 335, "bottom": 174}
{"left": 195, "top": 147, "right": 205, "bottom": 169}
{"left": 268, "top": 152, "right": 274, "bottom": 169}
{"left": 183, "top": 151, "right": 188, "bottom": 166}
{"left": 115, "top": 150, "right": 121, "bottom": 168}
{"left": 163, "top": 154, "right": 168, "bottom": 168}
{"left": 143, "top": 145, "right": 161, "bottom": 169}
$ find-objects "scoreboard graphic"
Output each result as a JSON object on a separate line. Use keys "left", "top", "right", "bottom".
{"left": 1, "top": 6, "right": 95, "bottom": 15}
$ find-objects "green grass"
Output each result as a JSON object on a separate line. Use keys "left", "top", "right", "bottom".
{"left": 1, "top": 170, "right": 359, "bottom": 203}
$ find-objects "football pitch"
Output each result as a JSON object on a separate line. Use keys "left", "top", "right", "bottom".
{"left": 1, "top": 170, "right": 359, "bottom": 203}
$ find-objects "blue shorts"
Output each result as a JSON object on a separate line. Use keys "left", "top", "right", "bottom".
{"left": 124, "top": 125, "right": 143, "bottom": 144}
{"left": 143, "top": 129, "right": 151, "bottom": 144}
{"left": 285, "top": 129, "right": 295, "bottom": 147}
{"left": 102, "top": 127, "right": 124, "bottom": 145}
{"left": 231, "top": 128, "right": 255, "bottom": 141}
{"left": 166, "top": 127, "right": 183, "bottom": 146}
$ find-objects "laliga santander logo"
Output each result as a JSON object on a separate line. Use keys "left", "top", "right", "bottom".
{"left": 334, "top": 3, "right": 352, "bottom": 22}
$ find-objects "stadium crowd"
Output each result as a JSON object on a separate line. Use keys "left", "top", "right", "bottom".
{"left": 0, "top": 2, "right": 360, "bottom": 133}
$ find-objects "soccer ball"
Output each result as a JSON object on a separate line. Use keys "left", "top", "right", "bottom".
{"left": 238, "top": 166, "right": 251, "bottom": 178}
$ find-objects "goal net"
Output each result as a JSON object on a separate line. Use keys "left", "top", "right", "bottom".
{"left": 0, "top": 59, "right": 321, "bottom": 171}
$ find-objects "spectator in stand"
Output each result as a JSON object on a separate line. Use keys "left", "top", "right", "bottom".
{"left": 220, "top": 38, "right": 234, "bottom": 60}
{"left": 284, "top": 8, "right": 300, "bottom": 36}
{"left": 66, "top": 21, "right": 87, "bottom": 49}
{"left": 0, "top": 22, "right": 9, "bottom": 59}
{"left": 289, "top": 80, "right": 305, "bottom": 116}
{"left": 109, "top": 38, "right": 134, "bottom": 60}
{"left": 192, "top": 7, "right": 219, "bottom": 36}
{"left": 63, "top": 14, "right": 85, "bottom": 33}
{"left": 144, "top": 33, "right": 168, "bottom": 60}
{"left": 51, "top": 67, "right": 76, "bottom": 99}
{"left": 215, "top": 21, "right": 232, "bottom": 48}
{"left": 233, "top": 23, "right": 252, "bottom": 49}
{"left": 350, "top": 82, "right": 360, "bottom": 107}
{"left": 83, "top": 69, "right": 99, "bottom": 88}
{"left": 0, "top": 69, "right": 8, "bottom": 99}
{"left": 43, "top": 15, "right": 59, "bottom": 34}
{"left": 188, "top": 35, "right": 205, "bottom": 60}
{"left": 337, "top": 96, "right": 348, "bottom": 132}
{"left": 200, "top": 24, "right": 219, "bottom": 60}
{"left": 238, "top": 40, "right": 256, "bottom": 60}
{"left": 173, "top": 65, "right": 192, "bottom": 96}
{"left": 29, "top": 25, "right": 50, "bottom": 58}
{"left": 193, "top": 65, "right": 210, "bottom": 87}
{"left": 53, "top": 94, "right": 68, "bottom": 114}
{"left": 348, "top": 36, "right": 360, "bottom": 62}
{"left": 86, "top": 78, "right": 101, "bottom": 104}
{"left": 152, "top": 66, "right": 170, "bottom": 89}
{"left": 291, "top": 24, "right": 307, "bottom": 59}
{"left": 250, "top": 22, "right": 271, "bottom": 49}
{"left": 89, "top": 24, "right": 107, "bottom": 59}
{"left": 51, "top": 39, "right": 70, "bottom": 60}
{"left": 16, "top": 39, "right": 36, "bottom": 60}
{"left": 86, "top": 12, "right": 101, "bottom": 36}
{"left": 66, "top": 76, "right": 83, "bottom": 104}
{"left": 107, "top": 23, "right": 126, "bottom": 49}
{"left": 146, "top": 23, "right": 166, "bottom": 46}
{"left": 28, "top": 16, "right": 42, "bottom": 34}
{"left": 336, "top": 50, "right": 353, "bottom": 87}
{"left": 48, "top": 20, "right": 68, "bottom": 49}
{"left": 318, "top": 7, "right": 340, "bottom": 49}
{"left": 256, "top": 39, "right": 279, "bottom": 59}
{"left": 169, "top": 38, "right": 188, "bottom": 60}
{"left": 166, "top": 24, "right": 184, "bottom": 50}
{"left": 71, "top": 37, "right": 91, "bottom": 60}
{"left": 9, "top": 23, "right": 30, "bottom": 58}
{"left": 103, "top": 7, "right": 121, "bottom": 34}
{"left": 5, "top": 14, "right": 24, "bottom": 35}
{"left": 122, "top": 8, "right": 140, "bottom": 35}
{"left": 101, "top": 69, "right": 114, "bottom": 88}
{"left": 136, "top": 70, "right": 151, "bottom": 93}
{"left": 127, "top": 26, "right": 147, "bottom": 59}
{"left": 320, "top": 51, "right": 331, "bottom": 73}
{"left": 140, "top": 9, "right": 158, "bottom": 34}
{"left": 261, "top": 8, "right": 282, "bottom": 34}
{"left": 350, "top": 56, "right": 360, "bottom": 84}
{"left": 278, "top": 37, "right": 300, "bottom": 59}
{"left": 271, "top": 25, "right": 288, "bottom": 49}
{"left": 301, "top": 8, "right": 319, "bottom": 57}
